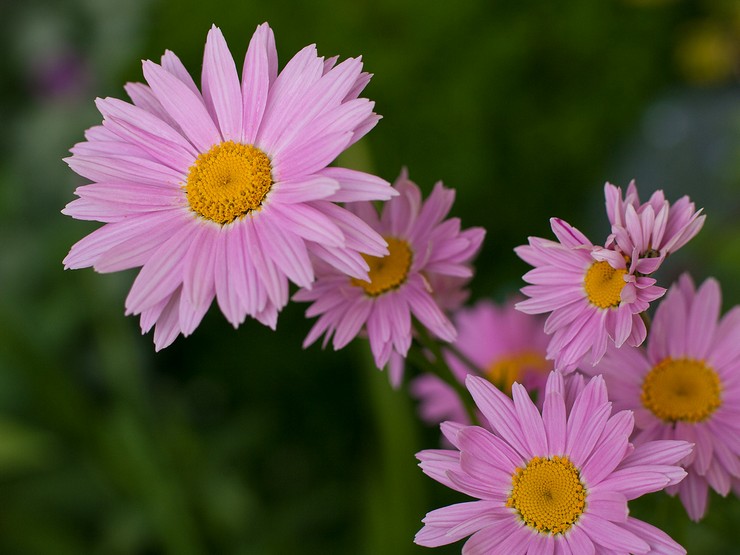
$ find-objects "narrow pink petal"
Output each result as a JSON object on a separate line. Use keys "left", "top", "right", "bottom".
{"left": 457, "top": 426, "right": 524, "bottom": 472}
{"left": 565, "top": 376, "right": 611, "bottom": 465}
{"left": 178, "top": 291, "right": 210, "bottom": 337}
{"left": 241, "top": 22, "right": 277, "bottom": 144}
{"left": 465, "top": 376, "right": 530, "bottom": 459}
{"left": 579, "top": 513, "right": 650, "bottom": 554}
{"left": 308, "top": 243, "right": 369, "bottom": 280}
{"left": 685, "top": 277, "right": 720, "bottom": 359}
{"left": 66, "top": 154, "right": 184, "bottom": 188}
{"left": 312, "top": 201, "right": 387, "bottom": 256}
{"left": 268, "top": 57, "right": 364, "bottom": 154}
{"left": 96, "top": 96, "right": 197, "bottom": 168}
{"left": 679, "top": 469, "right": 709, "bottom": 521}
{"left": 272, "top": 131, "right": 352, "bottom": 182}
{"left": 320, "top": 167, "right": 396, "bottom": 202}
{"left": 459, "top": 518, "right": 522, "bottom": 555}
{"left": 543, "top": 389, "right": 567, "bottom": 456}
{"left": 269, "top": 175, "right": 340, "bottom": 204}
{"left": 246, "top": 217, "right": 288, "bottom": 310}
{"left": 563, "top": 524, "right": 595, "bottom": 555}
{"left": 94, "top": 211, "right": 190, "bottom": 272}
{"left": 405, "top": 279, "right": 456, "bottom": 342}
{"left": 63, "top": 210, "right": 186, "bottom": 270}
{"left": 257, "top": 44, "right": 324, "bottom": 150}
{"left": 125, "top": 224, "right": 193, "bottom": 314}
{"left": 586, "top": 490, "right": 628, "bottom": 522}
{"left": 618, "top": 440, "right": 693, "bottom": 468}
{"left": 580, "top": 411, "right": 632, "bottom": 486}
{"left": 152, "top": 288, "right": 183, "bottom": 351}
{"left": 257, "top": 213, "right": 313, "bottom": 288}
{"left": 550, "top": 218, "right": 591, "bottom": 248}
{"left": 182, "top": 223, "right": 217, "bottom": 311}
{"left": 213, "top": 229, "right": 245, "bottom": 327}
{"left": 268, "top": 202, "right": 344, "bottom": 247}
{"left": 512, "top": 382, "right": 548, "bottom": 455}
{"left": 382, "top": 176, "right": 421, "bottom": 237}
{"left": 142, "top": 60, "right": 222, "bottom": 152}
{"left": 332, "top": 296, "right": 371, "bottom": 350}
{"left": 231, "top": 222, "right": 267, "bottom": 316}
{"left": 201, "top": 26, "right": 243, "bottom": 141}
{"left": 124, "top": 82, "right": 178, "bottom": 127}
{"left": 161, "top": 50, "right": 201, "bottom": 96}
{"left": 415, "top": 501, "right": 503, "bottom": 548}
{"left": 621, "top": 517, "right": 686, "bottom": 554}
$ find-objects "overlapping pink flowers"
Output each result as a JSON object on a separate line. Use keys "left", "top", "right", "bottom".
{"left": 516, "top": 218, "right": 665, "bottom": 372}
{"left": 411, "top": 299, "right": 551, "bottom": 426}
{"left": 62, "top": 23, "right": 396, "bottom": 349}
{"left": 590, "top": 274, "right": 740, "bottom": 521}
{"left": 416, "top": 371, "right": 691, "bottom": 554}
{"left": 605, "top": 181, "right": 705, "bottom": 276}
{"left": 294, "top": 170, "right": 485, "bottom": 383}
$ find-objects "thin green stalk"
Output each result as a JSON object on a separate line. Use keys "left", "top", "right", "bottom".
{"left": 410, "top": 326, "right": 479, "bottom": 426}
{"left": 445, "top": 342, "right": 485, "bottom": 376}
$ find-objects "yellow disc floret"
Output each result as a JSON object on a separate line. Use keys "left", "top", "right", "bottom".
{"left": 584, "top": 261, "right": 627, "bottom": 309}
{"left": 185, "top": 141, "right": 273, "bottom": 225}
{"left": 506, "top": 455, "right": 587, "bottom": 535}
{"left": 641, "top": 357, "right": 722, "bottom": 423}
{"left": 351, "top": 237, "right": 413, "bottom": 296}
{"left": 486, "top": 352, "right": 549, "bottom": 395}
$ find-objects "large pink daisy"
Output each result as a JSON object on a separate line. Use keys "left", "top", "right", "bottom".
{"left": 590, "top": 273, "right": 740, "bottom": 521}
{"left": 294, "top": 170, "right": 485, "bottom": 380}
{"left": 416, "top": 372, "right": 691, "bottom": 554}
{"left": 516, "top": 218, "right": 665, "bottom": 372}
{"left": 62, "top": 23, "right": 396, "bottom": 349}
{"left": 411, "top": 299, "right": 552, "bottom": 426}
{"left": 604, "top": 181, "right": 705, "bottom": 276}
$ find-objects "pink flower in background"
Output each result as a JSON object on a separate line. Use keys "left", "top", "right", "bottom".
{"left": 411, "top": 299, "right": 551, "bottom": 426}
{"left": 294, "top": 170, "right": 485, "bottom": 382}
{"left": 604, "top": 181, "right": 705, "bottom": 275}
{"left": 62, "top": 23, "right": 396, "bottom": 349}
{"left": 516, "top": 218, "right": 665, "bottom": 372}
{"left": 589, "top": 274, "right": 740, "bottom": 521}
{"left": 416, "top": 372, "right": 690, "bottom": 554}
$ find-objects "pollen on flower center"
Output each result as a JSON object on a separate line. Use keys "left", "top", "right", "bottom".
{"left": 486, "top": 352, "right": 549, "bottom": 394}
{"left": 584, "top": 261, "right": 626, "bottom": 309}
{"left": 641, "top": 357, "right": 722, "bottom": 423}
{"left": 185, "top": 140, "right": 273, "bottom": 225}
{"left": 351, "top": 237, "right": 412, "bottom": 296}
{"left": 506, "top": 455, "right": 586, "bottom": 535}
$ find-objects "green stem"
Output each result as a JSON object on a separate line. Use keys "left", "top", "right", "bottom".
{"left": 445, "top": 342, "right": 485, "bottom": 376}
{"left": 411, "top": 326, "right": 480, "bottom": 426}
{"left": 640, "top": 311, "right": 652, "bottom": 335}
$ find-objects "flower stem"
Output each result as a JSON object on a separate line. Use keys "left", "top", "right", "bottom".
{"left": 410, "top": 325, "right": 480, "bottom": 426}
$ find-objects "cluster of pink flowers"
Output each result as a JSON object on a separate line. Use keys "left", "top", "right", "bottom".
{"left": 62, "top": 22, "right": 737, "bottom": 555}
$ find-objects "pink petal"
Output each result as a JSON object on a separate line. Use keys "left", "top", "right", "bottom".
{"left": 143, "top": 60, "right": 222, "bottom": 152}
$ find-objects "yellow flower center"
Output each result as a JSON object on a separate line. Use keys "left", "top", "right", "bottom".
{"left": 351, "top": 237, "right": 412, "bottom": 296}
{"left": 184, "top": 141, "right": 273, "bottom": 225}
{"left": 641, "top": 357, "right": 722, "bottom": 423}
{"left": 506, "top": 456, "right": 586, "bottom": 535}
{"left": 583, "top": 261, "right": 626, "bottom": 309}
{"left": 486, "top": 351, "right": 549, "bottom": 395}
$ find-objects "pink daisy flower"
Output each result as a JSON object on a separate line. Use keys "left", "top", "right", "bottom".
{"left": 516, "top": 218, "right": 665, "bottom": 372}
{"left": 589, "top": 273, "right": 740, "bottom": 521}
{"left": 411, "top": 299, "right": 552, "bottom": 426}
{"left": 416, "top": 372, "right": 691, "bottom": 554}
{"left": 62, "top": 24, "right": 396, "bottom": 350}
{"left": 604, "top": 181, "right": 705, "bottom": 275}
{"left": 294, "top": 170, "right": 485, "bottom": 381}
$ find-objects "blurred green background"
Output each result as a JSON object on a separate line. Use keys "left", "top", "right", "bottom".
{"left": 1, "top": 0, "right": 739, "bottom": 553}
